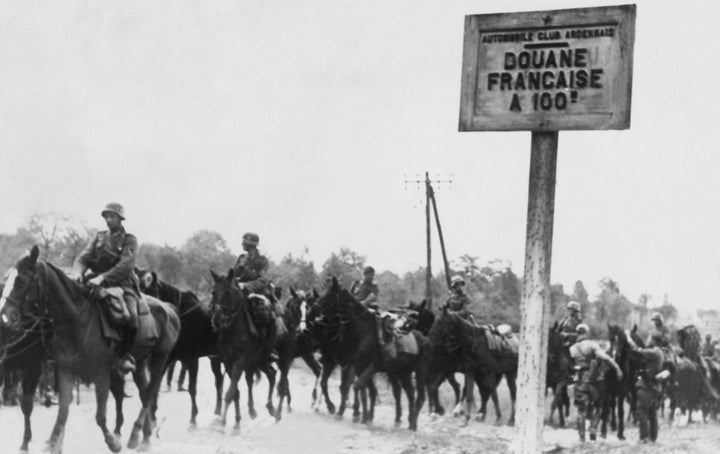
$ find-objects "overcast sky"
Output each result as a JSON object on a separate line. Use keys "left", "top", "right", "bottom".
{"left": 1, "top": 0, "right": 718, "bottom": 316}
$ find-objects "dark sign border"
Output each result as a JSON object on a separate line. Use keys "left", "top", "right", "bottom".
{"left": 459, "top": 4, "right": 636, "bottom": 131}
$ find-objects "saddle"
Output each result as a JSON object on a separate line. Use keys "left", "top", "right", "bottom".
{"left": 482, "top": 326, "right": 519, "bottom": 358}
{"left": 377, "top": 313, "right": 418, "bottom": 360}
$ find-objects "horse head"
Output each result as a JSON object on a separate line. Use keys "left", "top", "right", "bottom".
{"left": 209, "top": 268, "right": 248, "bottom": 330}
{"left": 1, "top": 246, "right": 42, "bottom": 329}
{"left": 135, "top": 268, "right": 159, "bottom": 296}
{"left": 286, "top": 287, "right": 310, "bottom": 332}
{"left": 678, "top": 325, "right": 701, "bottom": 359}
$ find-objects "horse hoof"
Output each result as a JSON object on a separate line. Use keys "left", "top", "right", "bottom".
{"left": 287, "top": 406, "right": 292, "bottom": 413}
{"left": 128, "top": 434, "right": 140, "bottom": 450}
{"left": 618, "top": 435, "right": 626, "bottom": 441}
{"left": 188, "top": 422, "right": 197, "bottom": 431}
{"left": 507, "top": 419, "right": 515, "bottom": 427}
{"left": 138, "top": 440, "right": 151, "bottom": 452}
{"left": 106, "top": 434, "right": 122, "bottom": 453}
{"left": 266, "top": 404, "right": 276, "bottom": 418}
{"left": 275, "top": 412, "right": 283, "bottom": 423}
{"left": 394, "top": 420, "right": 402, "bottom": 429}
{"left": 249, "top": 409, "right": 258, "bottom": 420}
{"left": 231, "top": 425, "right": 241, "bottom": 436}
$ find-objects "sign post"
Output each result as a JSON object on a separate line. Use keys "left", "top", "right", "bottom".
{"left": 459, "top": 5, "right": 636, "bottom": 453}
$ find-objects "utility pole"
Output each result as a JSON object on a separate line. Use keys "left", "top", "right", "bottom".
{"left": 404, "top": 171, "right": 453, "bottom": 309}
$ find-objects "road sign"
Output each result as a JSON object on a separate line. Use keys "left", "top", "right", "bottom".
{"left": 459, "top": 5, "right": 636, "bottom": 131}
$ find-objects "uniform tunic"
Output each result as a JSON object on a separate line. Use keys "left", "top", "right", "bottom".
{"left": 233, "top": 248, "right": 269, "bottom": 293}
{"left": 558, "top": 314, "right": 582, "bottom": 346}
{"left": 646, "top": 325, "right": 671, "bottom": 349}
{"left": 74, "top": 226, "right": 138, "bottom": 289}
{"left": 353, "top": 280, "right": 379, "bottom": 306}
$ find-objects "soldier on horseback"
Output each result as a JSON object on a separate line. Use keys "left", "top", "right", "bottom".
{"left": 232, "top": 232, "right": 276, "bottom": 360}
{"left": 73, "top": 202, "right": 139, "bottom": 374}
{"left": 646, "top": 313, "right": 671, "bottom": 349}
{"left": 444, "top": 275, "right": 475, "bottom": 324}
{"left": 569, "top": 323, "right": 623, "bottom": 442}
{"left": 351, "top": 266, "right": 379, "bottom": 310}
{"left": 558, "top": 300, "right": 583, "bottom": 347}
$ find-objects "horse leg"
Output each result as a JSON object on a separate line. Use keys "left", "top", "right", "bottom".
{"left": 461, "top": 372, "right": 475, "bottom": 427}
{"left": 45, "top": 368, "right": 73, "bottom": 454}
{"left": 19, "top": 360, "right": 41, "bottom": 454}
{"left": 477, "top": 384, "right": 489, "bottom": 422}
{"left": 319, "top": 362, "right": 336, "bottom": 414}
{"left": 109, "top": 372, "right": 125, "bottom": 437}
{"left": 165, "top": 360, "right": 176, "bottom": 392}
{"left": 367, "top": 378, "right": 377, "bottom": 422}
{"left": 94, "top": 372, "right": 122, "bottom": 453}
{"left": 507, "top": 374, "right": 517, "bottom": 426}
{"left": 399, "top": 373, "right": 416, "bottom": 430}
{"left": 389, "top": 375, "right": 402, "bottom": 427}
{"left": 210, "top": 357, "right": 224, "bottom": 417}
{"left": 337, "top": 366, "right": 352, "bottom": 419}
{"left": 275, "top": 359, "right": 289, "bottom": 422}
{"left": 428, "top": 373, "right": 445, "bottom": 416}
{"left": 186, "top": 357, "right": 199, "bottom": 427}
{"left": 263, "top": 364, "right": 277, "bottom": 418}
{"left": 220, "top": 362, "right": 243, "bottom": 430}
{"left": 354, "top": 364, "right": 376, "bottom": 424}
{"left": 617, "top": 392, "right": 626, "bottom": 440}
{"left": 245, "top": 369, "right": 257, "bottom": 419}
{"left": 127, "top": 363, "right": 150, "bottom": 450}
{"left": 137, "top": 353, "right": 175, "bottom": 451}
{"left": 448, "top": 373, "right": 461, "bottom": 406}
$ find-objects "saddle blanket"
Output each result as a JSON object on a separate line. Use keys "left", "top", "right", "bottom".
{"left": 382, "top": 332, "right": 418, "bottom": 359}
{"left": 98, "top": 287, "right": 157, "bottom": 346}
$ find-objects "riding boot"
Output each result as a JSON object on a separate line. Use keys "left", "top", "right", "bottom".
{"left": 116, "top": 326, "right": 136, "bottom": 374}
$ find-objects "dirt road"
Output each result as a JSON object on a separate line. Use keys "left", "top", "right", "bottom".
{"left": 1, "top": 359, "right": 719, "bottom": 453}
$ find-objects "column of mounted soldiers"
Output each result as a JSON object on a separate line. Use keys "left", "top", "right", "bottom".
{"left": 70, "top": 202, "right": 703, "bottom": 445}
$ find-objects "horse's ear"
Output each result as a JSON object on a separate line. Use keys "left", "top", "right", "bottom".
{"left": 151, "top": 271, "right": 158, "bottom": 283}
{"left": 331, "top": 276, "right": 339, "bottom": 290}
{"left": 210, "top": 269, "right": 221, "bottom": 282}
{"left": 29, "top": 245, "right": 40, "bottom": 264}
{"left": 420, "top": 299, "right": 427, "bottom": 309}
{"left": 312, "top": 287, "right": 319, "bottom": 299}
{"left": 553, "top": 320, "right": 558, "bottom": 330}
{"left": 274, "top": 286, "right": 283, "bottom": 300}
{"left": 290, "top": 287, "right": 297, "bottom": 298}
{"left": 227, "top": 268, "right": 235, "bottom": 281}
{"left": 632, "top": 324, "right": 638, "bottom": 334}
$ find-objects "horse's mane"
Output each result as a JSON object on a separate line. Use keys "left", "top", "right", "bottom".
{"left": 43, "top": 262, "right": 88, "bottom": 301}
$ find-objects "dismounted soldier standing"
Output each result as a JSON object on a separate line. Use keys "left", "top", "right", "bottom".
{"left": 558, "top": 300, "right": 583, "bottom": 347}
{"left": 351, "top": 266, "right": 379, "bottom": 309}
{"left": 73, "top": 202, "right": 139, "bottom": 374}
{"left": 629, "top": 342, "right": 671, "bottom": 443}
{"left": 569, "top": 323, "right": 623, "bottom": 442}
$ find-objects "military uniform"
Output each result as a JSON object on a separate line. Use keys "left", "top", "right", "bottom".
{"left": 353, "top": 280, "right": 379, "bottom": 307}
{"left": 646, "top": 325, "right": 671, "bottom": 349}
{"left": 74, "top": 226, "right": 140, "bottom": 327}
{"left": 233, "top": 249, "right": 270, "bottom": 294}
{"left": 558, "top": 314, "right": 582, "bottom": 346}
{"left": 569, "top": 337, "right": 620, "bottom": 441}
{"left": 634, "top": 348, "right": 666, "bottom": 443}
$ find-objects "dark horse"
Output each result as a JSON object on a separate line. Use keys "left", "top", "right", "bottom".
{"left": 209, "top": 268, "right": 276, "bottom": 431}
{"left": 314, "top": 278, "right": 428, "bottom": 430}
{"left": 274, "top": 287, "right": 322, "bottom": 419}
{"left": 546, "top": 321, "right": 571, "bottom": 427}
{"left": 136, "top": 269, "right": 226, "bottom": 425}
{"left": 606, "top": 324, "right": 645, "bottom": 440}
{"left": 1, "top": 281, "right": 49, "bottom": 453}
{"left": 673, "top": 324, "right": 720, "bottom": 423}
{"left": 428, "top": 308, "right": 517, "bottom": 427}
{"left": 2, "top": 246, "right": 180, "bottom": 453}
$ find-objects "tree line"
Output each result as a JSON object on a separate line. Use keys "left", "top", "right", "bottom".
{"left": 0, "top": 213, "right": 680, "bottom": 339}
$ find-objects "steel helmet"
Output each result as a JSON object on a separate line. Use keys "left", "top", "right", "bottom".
{"left": 101, "top": 202, "right": 125, "bottom": 220}
{"left": 576, "top": 323, "right": 590, "bottom": 334}
{"left": 651, "top": 313, "right": 664, "bottom": 323}
{"left": 567, "top": 301, "right": 581, "bottom": 312}
{"left": 242, "top": 232, "right": 259, "bottom": 246}
{"left": 363, "top": 266, "right": 375, "bottom": 275}
{"left": 450, "top": 275, "right": 465, "bottom": 287}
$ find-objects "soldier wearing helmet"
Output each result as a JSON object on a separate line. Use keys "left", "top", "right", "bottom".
{"left": 351, "top": 266, "right": 379, "bottom": 310}
{"left": 569, "top": 323, "right": 623, "bottom": 442}
{"left": 73, "top": 202, "right": 139, "bottom": 374}
{"left": 646, "top": 313, "right": 670, "bottom": 349}
{"left": 444, "top": 275, "right": 475, "bottom": 322}
{"left": 558, "top": 300, "right": 583, "bottom": 347}
{"left": 233, "top": 232, "right": 270, "bottom": 293}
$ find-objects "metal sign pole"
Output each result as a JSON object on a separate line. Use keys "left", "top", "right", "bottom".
{"left": 514, "top": 131, "right": 558, "bottom": 454}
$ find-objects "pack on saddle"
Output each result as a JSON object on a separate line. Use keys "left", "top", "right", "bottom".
{"left": 377, "top": 310, "right": 419, "bottom": 361}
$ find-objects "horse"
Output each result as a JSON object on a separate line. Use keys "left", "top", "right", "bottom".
{"left": 305, "top": 287, "right": 361, "bottom": 419}
{"left": 1, "top": 246, "right": 180, "bottom": 453}
{"left": 318, "top": 277, "right": 428, "bottom": 429}
{"left": 674, "top": 325, "right": 720, "bottom": 423}
{"left": 427, "top": 308, "right": 509, "bottom": 427}
{"left": 136, "top": 268, "right": 226, "bottom": 425}
{"left": 605, "top": 324, "right": 646, "bottom": 439}
{"left": 546, "top": 321, "right": 571, "bottom": 427}
{"left": 208, "top": 268, "right": 277, "bottom": 432}
{"left": 395, "top": 300, "right": 462, "bottom": 417}
{"left": 275, "top": 287, "right": 322, "bottom": 418}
